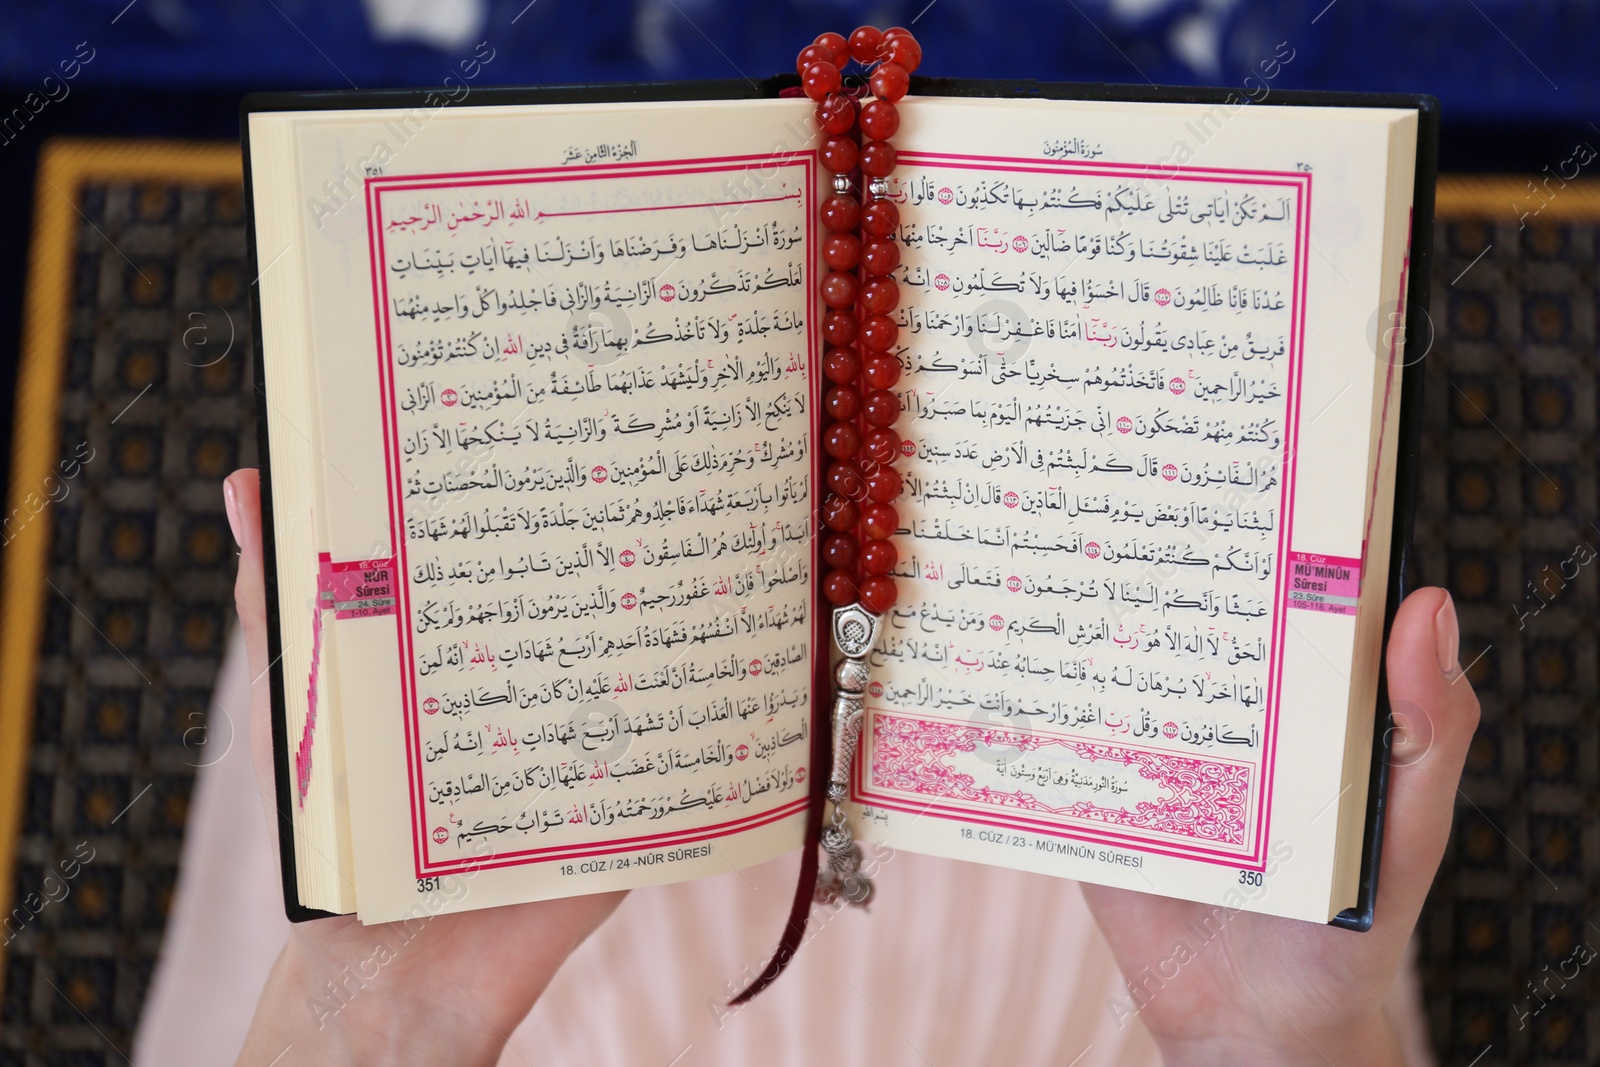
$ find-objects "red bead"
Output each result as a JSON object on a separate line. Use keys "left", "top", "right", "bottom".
{"left": 803, "top": 61, "right": 842, "bottom": 102}
{"left": 822, "top": 309, "right": 858, "bottom": 346}
{"left": 870, "top": 62, "right": 909, "bottom": 102}
{"left": 822, "top": 493, "right": 859, "bottom": 531}
{"left": 848, "top": 26, "right": 882, "bottom": 65}
{"left": 821, "top": 194, "right": 860, "bottom": 232}
{"left": 824, "top": 385, "right": 862, "bottom": 421}
{"left": 823, "top": 422, "right": 861, "bottom": 460}
{"left": 865, "top": 465, "right": 902, "bottom": 503}
{"left": 862, "top": 238, "right": 900, "bottom": 275}
{"left": 882, "top": 34, "right": 921, "bottom": 73}
{"left": 814, "top": 31, "right": 849, "bottom": 65}
{"left": 822, "top": 532, "right": 858, "bottom": 569}
{"left": 859, "top": 99, "right": 900, "bottom": 140}
{"left": 821, "top": 271, "right": 859, "bottom": 309}
{"left": 861, "top": 198, "right": 899, "bottom": 237}
{"left": 863, "top": 388, "right": 901, "bottom": 427}
{"left": 827, "top": 460, "right": 867, "bottom": 499}
{"left": 863, "top": 353, "right": 902, "bottom": 389}
{"left": 816, "top": 93, "right": 856, "bottom": 135}
{"left": 822, "top": 232, "right": 860, "bottom": 270}
{"left": 863, "top": 427, "right": 901, "bottom": 466}
{"left": 860, "top": 538, "right": 898, "bottom": 576}
{"left": 859, "top": 314, "right": 898, "bottom": 351}
{"left": 796, "top": 44, "right": 832, "bottom": 75}
{"left": 881, "top": 25, "right": 913, "bottom": 41}
{"left": 823, "top": 569, "right": 859, "bottom": 606}
{"left": 860, "top": 276, "right": 899, "bottom": 314}
{"left": 859, "top": 575, "right": 898, "bottom": 614}
{"left": 861, "top": 502, "right": 898, "bottom": 539}
{"left": 859, "top": 140, "right": 897, "bottom": 178}
{"left": 823, "top": 346, "right": 861, "bottom": 384}
{"left": 820, "top": 135, "right": 858, "bottom": 173}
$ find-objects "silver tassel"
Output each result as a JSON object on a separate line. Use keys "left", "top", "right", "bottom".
{"left": 814, "top": 604, "right": 882, "bottom": 907}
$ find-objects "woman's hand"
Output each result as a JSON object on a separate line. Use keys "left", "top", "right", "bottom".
{"left": 226, "top": 469, "right": 624, "bottom": 1067}
{"left": 1082, "top": 586, "right": 1478, "bottom": 1066}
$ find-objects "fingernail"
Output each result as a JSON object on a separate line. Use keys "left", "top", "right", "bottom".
{"left": 1434, "top": 591, "right": 1459, "bottom": 675}
{"left": 223, "top": 477, "right": 242, "bottom": 547}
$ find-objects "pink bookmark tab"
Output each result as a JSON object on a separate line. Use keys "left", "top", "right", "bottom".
{"left": 1287, "top": 552, "right": 1361, "bottom": 616}
{"left": 317, "top": 552, "right": 398, "bottom": 619}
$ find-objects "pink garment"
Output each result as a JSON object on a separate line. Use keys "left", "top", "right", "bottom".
{"left": 517, "top": 850, "right": 1163, "bottom": 1065}
{"left": 135, "top": 627, "right": 1436, "bottom": 1066}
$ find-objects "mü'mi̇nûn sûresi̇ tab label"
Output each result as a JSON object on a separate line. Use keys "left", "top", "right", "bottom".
{"left": 1286, "top": 551, "right": 1361, "bottom": 616}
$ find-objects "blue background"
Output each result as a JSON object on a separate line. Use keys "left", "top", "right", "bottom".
{"left": 0, "top": 0, "right": 1594, "bottom": 129}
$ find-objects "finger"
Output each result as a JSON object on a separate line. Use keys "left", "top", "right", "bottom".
{"left": 224, "top": 469, "right": 279, "bottom": 833}
{"left": 225, "top": 469, "right": 267, "bottom": 668}
{"left": 1373, "top": 586, "right": 1480, "bottom": 929}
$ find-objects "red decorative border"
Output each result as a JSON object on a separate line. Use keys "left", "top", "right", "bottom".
{"left": 867, "top": 712, "right": 1253, "bottom": 845}
{"left": 365, "top": 155, "right": 820, "bottom": 877}
{"left": 854, "top": 152, "right": 1312, "bottom": 870}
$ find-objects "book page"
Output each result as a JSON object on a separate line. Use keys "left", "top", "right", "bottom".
{"left": 855, "top": 95, "right": 1416, "bottom": 922}
{"left": 248, "top": 112, "right": 359, "bottom": 914}
{"left": 252, "top": 98, "right": 824, "bottom": 922}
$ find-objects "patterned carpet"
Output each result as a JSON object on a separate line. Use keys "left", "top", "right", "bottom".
{"left": 1414, "top": 189, "right": 1600, "bottom": 1065}
{"left": 0, "top": 142, "right": 251, "bottom": 1064}
{"left": 0, "top": 143, "right": 1595, "bottom": 1065}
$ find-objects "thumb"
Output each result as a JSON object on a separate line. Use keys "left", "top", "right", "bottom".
{"left": 223, "top": 468, "right": 280, "bottom": 837}
{"left": 1373, "top": 586, "right": 1480, "bottom": 930}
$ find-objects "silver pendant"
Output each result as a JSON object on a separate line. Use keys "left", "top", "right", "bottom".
{"left": 814, "top": 604, "right": 882, "bottom": 907}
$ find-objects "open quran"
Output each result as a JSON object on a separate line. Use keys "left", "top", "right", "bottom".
{"left": 242, "top": 77, "right": 1434, "bottom": 930}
